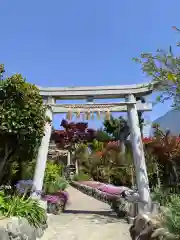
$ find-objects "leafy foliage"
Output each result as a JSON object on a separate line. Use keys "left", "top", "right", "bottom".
{"left": 51, "top": 120, "right": 96, "bottom": 150}
{"left": 151, "top": 186, "right": 180, "bottom": 238}
{"left": 133, "top": 26, "right": 180, "bottom": 108}
{"left": 103, "top": 116, "right": 130, "bottom": 140}
{"left": 0, "top": 64, "right": 5, "bottom": 79}
{"left": 95, "top": 128, "right": 112, "bottom": 142}
{"left": 103, "top": 114, "right": 144, "bottom": 141}
{"left": 43, "top": 162, "right": 68, "bottom": 194}
{"left": 0, "top": 70, "right": 47, "bottom": 184}
{"left": 0, "top": 190, "right": 46, "bottom": 227}
{"left": 73, "top": 172, "right": 91, "bottom": 181}
{"left": 151, "top": 187, "right": 173, "bottom": 206}
{"left": 164, "top": 194, "right": 180, "bottom": 238}
{"left": 145, "top": 125, "right": 180, "bottom": 187}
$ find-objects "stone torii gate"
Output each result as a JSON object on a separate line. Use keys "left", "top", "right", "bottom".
{"left": 33, "top": 83, "right": 154, "bottom": 210}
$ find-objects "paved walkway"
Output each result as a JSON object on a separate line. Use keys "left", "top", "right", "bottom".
{"left": 42, "top": 186, "right": 131, "bottom": 240}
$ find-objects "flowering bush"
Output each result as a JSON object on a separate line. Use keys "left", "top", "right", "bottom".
{"left": 79, "top": 181, "right": 130, "bottom": 195}
{"left": 14, "top": 178, "right": 69, "bottom": 215}
{"left": 42, "top": 191, "right": 69, "bottom": 214}
{"left": 15, "top": 180, "right": 43, "bottom": 197}
{"left": 16, "top": 180, "right": 33, "bottom": 194}
{"left": 97, "top": 184, "right": 130, "bottom": 195}
{"left": 79, "top": 181, "right": 104, "bottom": 188}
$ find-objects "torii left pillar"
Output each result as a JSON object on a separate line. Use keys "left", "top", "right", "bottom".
{"left": 32, "top": 97, "right": 54, "bottom": 198}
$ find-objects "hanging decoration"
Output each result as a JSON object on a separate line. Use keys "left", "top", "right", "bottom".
{"left": 91, "top": 111, "right": 94, "bottom": 120}
{"left": 76, "top": 109, "right": 81, "bottom": 119}
{"left": 86, "top": 110, "right": 91, "bottom": 120}
{"left": 66, "top": 109, "right": 72, "bottom": 120}
{"left": 101, "top": 111, "right": 105, "bottom": 120}
{"left": 63, "top": 103, "right": 116, "bottom": 121}
{"left": 82, "top": 112, "right": 85, "bottom": 121}
{"left": 105, "top": 109, "right": 111, "bottom": 121}
{"left": 96, "top": 110, "right": 101, "bottom": 120}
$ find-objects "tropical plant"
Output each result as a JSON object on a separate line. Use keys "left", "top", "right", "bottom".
{"left": 145, "top": 125, "right": 180, "bottom": 188}
{"left": 151, "top": 186, "right": 172, "bottom": 206}
{"left": 43, "top": 162, "right": 67, "bottom": 194}
{"left": 44, "top": 177, "right": 68, "bottom": 194}
{"left": 44, "top": 162, "right": 62, "bottom": 183}
{"left": 163, "top": 194, "right": 180, "bottom": 238}
{"left": 0, "top": 190, "right": 46, "bottom": 227}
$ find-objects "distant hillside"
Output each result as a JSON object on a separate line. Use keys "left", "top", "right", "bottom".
{"left": 152, "top": 110, "right": 180, "bottom": 136}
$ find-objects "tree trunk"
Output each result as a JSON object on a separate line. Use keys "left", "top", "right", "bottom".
{"left": 0, "top": 143, "right": 17, "bottom": 184}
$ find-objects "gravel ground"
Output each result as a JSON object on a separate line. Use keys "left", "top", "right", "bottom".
{"left": 42, "top": 186, "right": 131, "bottom": 240}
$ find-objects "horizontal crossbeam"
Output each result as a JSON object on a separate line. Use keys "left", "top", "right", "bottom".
{"left": 51, "top": 102, "right": 152, "bottom": 113}
{"left": 39, "top": 82, "right": 155, "bottom": 100}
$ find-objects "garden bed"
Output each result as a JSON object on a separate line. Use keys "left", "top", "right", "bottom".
{"left": 42, "top": 190, "right": 69, "bottom": 214}
{"left": 71, "top": 181, "right": 134, "bottom": 218}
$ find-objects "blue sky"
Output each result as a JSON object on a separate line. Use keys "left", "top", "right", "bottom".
{"left": 1, "top": 0, "right": 179, "bottom": 130}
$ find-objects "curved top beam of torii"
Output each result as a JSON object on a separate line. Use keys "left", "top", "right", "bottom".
{"left": 38, "top": 82, "right": 156, "bottom": 100}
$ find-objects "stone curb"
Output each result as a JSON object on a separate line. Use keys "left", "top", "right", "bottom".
{"left": 71, "top": 181, "right": 132, "bottom": 219}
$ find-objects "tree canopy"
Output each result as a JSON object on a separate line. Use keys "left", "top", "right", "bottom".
{"left": 0, "top": 68, "right": 47, "bottom": 182}
{"left": 103, "top": 115, "right": 130, "bottom": 141}
{"left": 133, "top": 26, "right": 180, "bottom": 108}
{"left": 51, "top": 119, "right": 96, "bottom": 151}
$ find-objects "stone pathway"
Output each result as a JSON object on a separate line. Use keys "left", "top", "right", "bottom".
{"left": 42, "top": 186, "right": 131, "bottom": 240}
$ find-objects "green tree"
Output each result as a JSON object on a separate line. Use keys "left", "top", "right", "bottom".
{"left": 133, "top": 26, "right": 180, "bottom": 108}
{"left": 95, "top": 128, "right": 112, "bottom": 142}
{"left": 103, "top": 116, "right": 130, "bottom": 140}
{"left": 103, "top": 113, "right": 144, "bottom": 140}
{"left": 0, "top": 69, "right": 47, "bottom": 183}
{"left": 0, "top": 64, "right": 5, "bottom": 80}
{"left": 103, "top": 113, "right": 144, "bottom": 156}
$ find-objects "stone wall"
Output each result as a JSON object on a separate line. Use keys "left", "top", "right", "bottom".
{"left": 0, "top": 216, "right": 48, "bottom": 240}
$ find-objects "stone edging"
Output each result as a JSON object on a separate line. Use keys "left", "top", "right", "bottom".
{"left": 71, "top": 181, "right": 133, "bottom": 219}
{"left": 0, "top": 216, "right": 48, "bottom": 240}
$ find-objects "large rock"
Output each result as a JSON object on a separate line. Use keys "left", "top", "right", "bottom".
{"left": 0, "top": 227, "right": 9, "bottom": 240}
{"left": 129, "top": 213, "right": 175, "bottom": 240}
{"left": 7, "top": 217, "right": 36, "bottom": 240}
{"left": 0, "top": 216, "right": 47, "bottom": 240}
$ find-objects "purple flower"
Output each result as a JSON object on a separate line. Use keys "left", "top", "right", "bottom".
{"left": 56, "top": 191, "right": 69, "bottom": 202}
{"left": 43, "top": 195, "right": 60, "bottom": 203}
{"left": 17, "top": 180, "right": 33, "bottom": 185}
{"left": 16, "top": 180, "right": 33, "bottom": 194}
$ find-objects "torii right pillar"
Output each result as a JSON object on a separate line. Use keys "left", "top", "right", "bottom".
{"left": 126, "top": 94, "right": 151, "bottom": 213}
